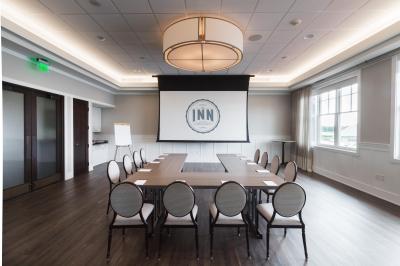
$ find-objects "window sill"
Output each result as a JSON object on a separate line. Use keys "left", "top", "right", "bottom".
{"left": 313, "top": 145, "right": 360, "bottom": 157}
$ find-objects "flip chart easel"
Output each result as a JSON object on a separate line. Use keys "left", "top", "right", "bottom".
{"left": 114, "top": 123, "right": 133, "bottom": 160}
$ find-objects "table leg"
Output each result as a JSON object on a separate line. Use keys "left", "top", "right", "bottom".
{"left": 281, "top": 142, "right": 286, "bottom": 166}
{"left": 246, "top": 189, "right": 263, "bottom": 239}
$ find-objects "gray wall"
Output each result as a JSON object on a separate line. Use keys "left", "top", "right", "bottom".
{"left": 360, "top": 58, "right": 392, "bottom": 144}
{"left": 2, "top": 49, "right": 115, "bottom": 106}
{"left": 101, "top": 94, "right": 291, "bottom": 137}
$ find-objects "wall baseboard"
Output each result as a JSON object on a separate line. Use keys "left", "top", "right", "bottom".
{"left": 314, "top": 166, "right": 400, "bottom": 206}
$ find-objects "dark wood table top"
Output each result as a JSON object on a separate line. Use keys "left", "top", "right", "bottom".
{"left": 126, "top": 153, "right": 284, "bottom": 189}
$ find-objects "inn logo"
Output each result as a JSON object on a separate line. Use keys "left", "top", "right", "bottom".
{"left": 186, "top": 99, "right": 220, "bottom": 133}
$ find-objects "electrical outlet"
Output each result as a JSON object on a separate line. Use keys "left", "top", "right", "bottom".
{"left": 375, "top": 174, "right": 385, "bottom": 182}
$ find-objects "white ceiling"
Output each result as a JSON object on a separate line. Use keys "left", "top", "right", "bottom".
{"left": 2, "top": 0, "right": 400, "bottom": 88}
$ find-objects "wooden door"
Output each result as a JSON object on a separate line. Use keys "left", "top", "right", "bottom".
{"left": 73, "top": 99, "right": 89, "bottom": 176}
{"left": 3, "top": 82, "right": 64, "bottom": 199}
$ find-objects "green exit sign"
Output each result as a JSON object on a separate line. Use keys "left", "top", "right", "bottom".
{"left": 30, "top": 57, "right": 50, "bottom": 73}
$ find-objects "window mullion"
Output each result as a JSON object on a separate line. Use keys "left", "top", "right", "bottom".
{"left": 335, "top": 88, "right": 340, "bottom": 147}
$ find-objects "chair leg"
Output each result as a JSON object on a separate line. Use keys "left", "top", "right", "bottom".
{"left": 195, "top": 227, "right": 199, "bottom": 259}
{"left": 158, "top": 226, "right": 163, "bottom": 259}
{"left": 302, "top": 227, "right": 308, "bottom": 259}
{"left": 167, "top": 227, "right": 171, "bottom": 237}
{"left": 284, "top": 228, "right": 287, "bottom": 237}
{"left": 107, "top": 198, "right": 110, "bottom": 215}
{"left": 237, "top": 226, "right": 240, "bottom": 237}
{"left": 210, "top": 225, "right": 214, "bottom": 259}
{"left": 145, "top": 226, "right": 149, "bottom": 258}
{"left": 266, "top": 194, "right": 270, "bottom": 203}
{"left": 245, "top": 225, "right": 250, "bottom": 258}
{"left": 258, "top": 190, "right": 262, "bottom": 204}
{"left": 266, "top": 225, "right": 270, "bottom": 259}
{"left": 255, "top": 211, "right": 259, "bottom": 232}
{"left": 106, "top": 227, "right": 113, "bottom": 259}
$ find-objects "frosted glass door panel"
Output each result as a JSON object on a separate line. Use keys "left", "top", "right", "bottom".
{"left": 3, "top": 90, "right": 25, "bottom": 189}
{"left": 36, "top": 97, "right": 57, "bottom": 179}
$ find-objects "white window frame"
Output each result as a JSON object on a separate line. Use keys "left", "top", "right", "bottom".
{"left": 312, "top": 71, "right": 361, "bottom": 154}
{"left": 391, "top": 54, "right": 400, "bottom": 162}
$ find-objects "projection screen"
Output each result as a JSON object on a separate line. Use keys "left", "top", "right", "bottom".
{"left": 157, "top": 75, "right": 250, "bottom": 142}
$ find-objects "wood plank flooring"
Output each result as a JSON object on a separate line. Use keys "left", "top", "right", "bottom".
{"left": 3, "top": 163, "right": 400, "bottom": 266}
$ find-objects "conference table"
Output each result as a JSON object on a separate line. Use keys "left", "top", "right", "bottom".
{"left": 126, "top": 153, "right": 284, "bottom": 238}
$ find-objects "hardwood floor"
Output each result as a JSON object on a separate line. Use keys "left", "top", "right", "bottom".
{"left": 3, "top": 163, "right": 400, "bottom": 266}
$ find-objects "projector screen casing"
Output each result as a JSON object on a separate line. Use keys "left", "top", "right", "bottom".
{"left": 157, "top": 75, "right": 250, "bottom": 143}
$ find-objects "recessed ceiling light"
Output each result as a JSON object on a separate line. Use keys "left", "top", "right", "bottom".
{"left": 266, "top": 69, "right": 273, "bottom": 72}
{"left": 304, "top": 34, "right": 314, "bottom": 40}
{"left": 281, "top": 56, "right": 287, "bottom": 59}
{"left": 96, "top": 35, "right": 106, "bottom": 41}
{"left": 290, "top": 19, "right": 302, "bottom": 26}
{"left": 89, "top": 0, "right": 101, "bottom": 7}
{"left": 248, "top": 34, "right": 262, "bottom": 42}
{"left": 139, "top": 56, "right": 146, "bottom": 60}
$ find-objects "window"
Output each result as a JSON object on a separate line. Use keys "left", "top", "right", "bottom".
{"left": 394, "top": 56, "right": 400, "bottom": 160}
{"left": 314, "top": 76, "right": 359, "bottom": 151}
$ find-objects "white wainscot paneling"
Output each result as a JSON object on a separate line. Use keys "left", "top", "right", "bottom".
{"left": 313, "top": 142, "right": 400, "bottom": 206}
{"left": 91, "top": 134, "right": 291, "bottom": 166}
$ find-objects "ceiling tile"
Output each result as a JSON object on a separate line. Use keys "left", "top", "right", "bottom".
{"left": 360, "top": 0, "right": 400, "bottom": 11}
{"left": 244, "top": 31, "right": 272, "bottom": 43}
{"left": 60, "top": 14, "right": 104, "bottom": 32}
{"left": 156, "top": 13, "right": 186, "bottom": 31}
{"left": 108, "top": 31, "right": 140, "bottom": 45}
{"left": 338, "top": 10, "right": 388, "bottom": 30}
{"left": 149, "top": 0, "right": 185, "bottom": 13}
{"left": 6, "top": 0, "right": 49, "bottom": 14}
{"left": 92, "top": 14, "right": 131, "bottom": 31}
{"left": 289, "top": 0, "right": 331, "bottom": 12}
{"left": 136, "top": 31, "right": 162, "bottom": 43}
{"left": 259, "top": 41, "right": 286, "bottom": 54}
{"left": 325, "top": 0, "right": 368, "bottom": 11}
{"left": 80, "top": 31, "right": 116, "bottom": 46}
{"left": 141, "top": 62, "right": 162, "bottom": 74}
{"left": 112, "top": 0, "right": 152, "bottom": 13}
{"left": 268, "top": 30, "right": 299, "bottom": 44}
{"left": 221, "top": 0, "right": 258, "bottom": 13}
{"left": 186, "top": 0, "right": 221, "bottom": 12}
{"left": 39, "top": 0, "right": 85, "bottom": 14}
{"left": 244, "top": 43, "right": 264, "bottom": 54}
{"left": 149, "top": 53, "right": 164, "bottom": 61}
{"left": 256, "top": 0, "right": 295, "bottom": 12}
{"left": 227, "top": 60, "right": 250, "bottom": 74}
{"left": 75, "top": 0, "right": 119, "bottom": 14}
{"left": 110, "top": 52, "right": 136, "bottom": 63}
{"left": 276, "top": 12, "right": 319, "bottom": 31}
{"left": 99, "top": 44, "right": 127, "bottom": 55}
{"left": 307, "top": 11, "right": 352, "bottom": 30}
{"left": 124, "top": 14, "right": 160, "bottom": 32}
{"left": 247, "top": 13, "right": 285, "bottom": 30}
{"left": 158, "top": 62, "right": 179, "bottom": 74}
{"left": 29, "top": 13, "right": 72, "bottom": 32}
{"left": 221, "top": 13, "right": 252, "bottom": 30}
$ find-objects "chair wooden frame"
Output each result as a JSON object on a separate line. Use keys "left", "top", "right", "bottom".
{"left": 133, "top": 151, "right": 142, "bottom": 170}
{"left": 256, "top": 182, "right": 308, "bottom": 260}
{"left": 209, "top": 181, "right": 250, "bottom": 259}
{"left": 106, "top": 182, "right": 154, "bottom": 259}
{"left": 106, "top": 160, "right": 120, "bottom": 215}
{"left": 122, "top": 154, "right": 133, "bottom": 178}
{"left": 253, "top": 149, "right": 261, "bottom": 164}
{"left": 260, "top": 151, "right": 269, "bottom": 169}
{"left": 140, "top": 148, "right": 147, "bottom": 166}
{"left": 158, "top": 181, "right": 199, "bottom": 259}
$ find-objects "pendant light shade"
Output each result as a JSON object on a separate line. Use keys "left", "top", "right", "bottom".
{"left": 163, "top": 17, "right": 243, "bottom": 72}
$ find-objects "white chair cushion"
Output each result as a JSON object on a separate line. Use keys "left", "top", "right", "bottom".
{"left": 113, "top": 203, "right": 154, "bottom": 226}
{"left": 263, "top": 188, "right": 275, "bottom": 194}
{"left": 165, "top": 205, "right": 198, "bottom": 225}
{"left": 257, "top": 203, "right": 302, "bottom": 226}
{"left": 209, "top": 203, "right": 245, "bottom": 225}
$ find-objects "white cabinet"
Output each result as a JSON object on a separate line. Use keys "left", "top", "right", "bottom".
{"left": 92, "top": 107, "right": 102, "bottom": 132}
